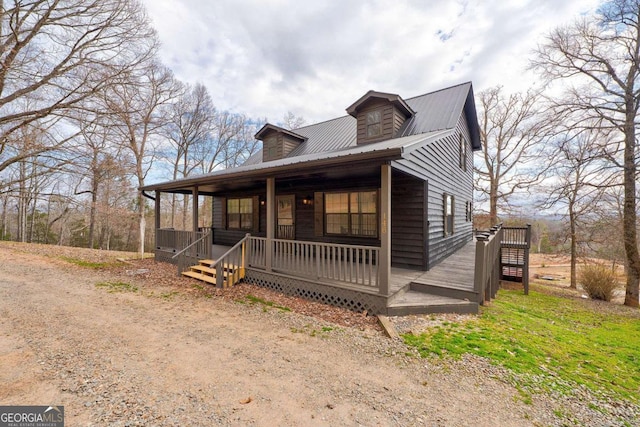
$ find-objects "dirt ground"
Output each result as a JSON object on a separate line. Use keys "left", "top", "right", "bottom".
{"left": 0, "top": 243, "right": 630, "bottom": 426}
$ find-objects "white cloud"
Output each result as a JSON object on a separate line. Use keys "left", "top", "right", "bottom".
{"left": 142, "top": 0, "right": 602, "bottom": 123}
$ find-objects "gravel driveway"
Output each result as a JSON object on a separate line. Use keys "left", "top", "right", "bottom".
{"left": 0, "top": 244, "right": 631, "bottom": 426}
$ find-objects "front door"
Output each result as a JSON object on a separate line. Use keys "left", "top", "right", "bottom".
{"left": 276, "top": 195, "right": 295, "bottom": 239}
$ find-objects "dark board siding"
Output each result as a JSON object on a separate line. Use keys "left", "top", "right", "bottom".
{"left": 356, "top": 99, "right": 395, "bottom": 145}
{"left": 391, "top": 114, "right": 473, "bottom": 268}
{"left": 391, "top": 170, "right": 426, "bottom": 269}
{"left": 282, "top": 135, "right": 301, "bottom": 157}
{"left": 211, "top": 175, "right": 382, "bottom": 248}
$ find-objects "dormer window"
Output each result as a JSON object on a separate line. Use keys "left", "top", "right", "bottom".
{"left": 265, "top": 135, "right": 278, "bottom": 159}
{"left": 366, "top": 111, "right": 382, "bottom": 137}
{"left": 346, "top": 90, "right": 414, "bottom": 145}
{"left": 255, "top": 123, "right": 307, "bottom": 162}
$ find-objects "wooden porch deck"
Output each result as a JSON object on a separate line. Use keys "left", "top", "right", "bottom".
{"left": 188, "top": 240, "right": 479, "bottom": 316}
{"left": 387, "top": 240, "right": 478, "bottom": 315}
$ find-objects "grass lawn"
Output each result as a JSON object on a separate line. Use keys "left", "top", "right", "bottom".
{"left": 403, "top": 286, "right": 640, "bottom": 403}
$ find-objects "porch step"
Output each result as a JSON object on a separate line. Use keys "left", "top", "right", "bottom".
{"left": 182, "top": 270, "right": 218, "bottom": 285}
{"left": 181, "top": 260, "right": 244, "bottom": 288}
{"left": 409, "top": 281, "right": 478, "bottom": 302}
{"left": 386, "top": 290, "right": 478, "bottom": 316}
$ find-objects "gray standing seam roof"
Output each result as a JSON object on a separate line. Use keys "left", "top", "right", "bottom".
{"left": 141, "top": 82, "right": 479, "bottom": 191}
{"left": 243, "top": 81, "right": 477, "bottom": 167}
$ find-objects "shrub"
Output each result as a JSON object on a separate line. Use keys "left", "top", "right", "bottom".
{"left": 578, "top": 264, "right": 619, "bottom": 302}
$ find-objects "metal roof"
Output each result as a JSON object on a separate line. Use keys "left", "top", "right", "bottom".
{"left": 142, "top": 130, "right": 451, "bottom": 193}
{"left": 141, "top": 82, "right": 480, "bottom": 193}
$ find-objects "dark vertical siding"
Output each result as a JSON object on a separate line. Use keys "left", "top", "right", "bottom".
{"left": 391, "top": 114, "right": 474, "bottom": 268}
{"left": 391, "top": 170, "right": 426, "bottom": 269}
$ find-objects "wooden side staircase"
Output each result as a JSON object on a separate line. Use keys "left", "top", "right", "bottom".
{"left": 182, "top": 259, "right": 245, "bottom": 288}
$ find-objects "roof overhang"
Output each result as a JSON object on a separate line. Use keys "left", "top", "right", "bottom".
{"left": 141, "top": 143, "right": 405, "bottom": 195}
{"left": 254, "top": 123, "right": 307, "bottom": 142}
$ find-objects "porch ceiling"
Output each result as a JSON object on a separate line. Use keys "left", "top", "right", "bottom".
{"left": 149, "top": 161, "right": 384, "bottom": 195}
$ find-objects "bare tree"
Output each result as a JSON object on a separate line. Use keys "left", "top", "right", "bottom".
{"left": 474, "top": 86, "right": 556, "bottom": 225}
{"left": 195, "top": 112, "right": 262, "bottom": 174}
{"left": 163, "top": 82, "right": 214, "bottom": 228}
{"left": 103, "top": 62, "right": 179, "bottom": 257}
{"left": 540, "top": 130, "right": 609, "bottom": 288}
{"left": 281, "top": 111, "right": 306, "bottom": 130}
{"left": 0, "top": 0, "right": 156, "bottom": 175}
{"left": 73, "top": 116, "right": 126, "bottom": 248}
{"left": 532, "top": 0, "right": 640, "bottom": 307}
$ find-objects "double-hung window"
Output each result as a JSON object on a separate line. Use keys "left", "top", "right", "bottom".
{"left": 366, "top": 111, "right": 382, "bottom": 138}
{"left": 227, "top": 198, "right": 253, "bottom": 230}
{"left": 444, "top": 194, "right": 454, "bottom": 236}
{"left": 325, "top": 191, "right": 377, "bottom": 237}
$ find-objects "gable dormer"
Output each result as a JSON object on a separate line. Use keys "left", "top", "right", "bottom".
{"left": 346, "top": 90, "right": 415, "bottom": 145}
{"left": 255, "top": 123, "right": 307, "bottom": 162}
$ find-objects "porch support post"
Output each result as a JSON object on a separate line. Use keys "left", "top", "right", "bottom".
{"left": 155, "top": 190, "right": 161, "bottom": 250}
{"left": 266, "top": 177, "right": 275, "bottom": 271}
{"left": 192, "top": 186, "right": 199, "bottom": 233}
{"left": 154, "top": 190, "right": 161, "bottom": 231}
{"left": 379, "top": 164, "right": 391, "bottom": 296}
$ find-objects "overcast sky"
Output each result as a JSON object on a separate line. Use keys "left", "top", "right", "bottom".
{"left": 141, "top": 0, "right": 601, "bottom": 124}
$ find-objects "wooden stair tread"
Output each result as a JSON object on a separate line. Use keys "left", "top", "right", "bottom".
{"left": 182, "top": 270, "right": 219, "bottom": 285}
{"left": 189, "top": 265, "right": 234, "bottom": 277}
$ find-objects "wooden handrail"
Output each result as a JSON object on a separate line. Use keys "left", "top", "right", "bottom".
{"left": 171, "top": 230, "right": 212, "bottom": 275}
{"left": 171, "top": 230, "right": 211, "bottom": 259}
{"left": 210, "top": 233, "right": 250, "bottom": 288}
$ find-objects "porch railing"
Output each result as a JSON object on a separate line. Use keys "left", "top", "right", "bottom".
{"left": 169, "top": 230, "right": 212, "bottom": 274}
{"left": 247, "top": 236, "right": 380, "bottom": 290}
{"left": 474, "top": 224, "right": 503, "bottom": 304}
{"left": 157, "top": 229, "right": 210, "bottom": 252}
{"left": 209, "top": 234, "right": 248, "bottom": 288}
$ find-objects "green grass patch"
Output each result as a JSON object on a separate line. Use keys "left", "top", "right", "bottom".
{"left": 95, "top": 281, "right": 138, "bottom": 293}
{"left": 403, "top": 289, "right": 640, "bottom": 402}
{"left": 160, "top": 291, "right": 179, "bottom": 299}
{"left": 60, "top": 256, "right": 113, "bottom": 269}
{"left": 242, "top": 294, "right": 291, "bottom": 312}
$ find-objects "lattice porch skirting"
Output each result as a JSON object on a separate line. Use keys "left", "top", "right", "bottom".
{"left": 244, "top": 269, "right": 388, "bottom": 315}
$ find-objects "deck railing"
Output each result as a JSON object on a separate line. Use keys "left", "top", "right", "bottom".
{"left": 474, "top": 224, "right": 503, "bottom": 304}
{"left": 501, "top": 226, "right": 531, "bottom": 249}
{"left": 247, "top": 236, "right": 380, "bottom": 290}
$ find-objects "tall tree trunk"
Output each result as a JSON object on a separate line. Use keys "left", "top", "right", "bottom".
{"left": 569, "top": 205, "right": 577, "bottom": 289}
{"left": 489, "top": 179, "right": 499, "bottom": 226}
{"left": 89, "top": 181, "right": 98, "bottom": 249}
{"left": 623, "top": 107, "right": 640, "bottom": 307}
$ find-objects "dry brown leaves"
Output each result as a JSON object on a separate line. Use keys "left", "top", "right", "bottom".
{"left": 108, "top": 258, "right": 381, "bottom": 331}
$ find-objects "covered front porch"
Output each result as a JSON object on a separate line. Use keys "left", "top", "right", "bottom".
{"left": 163, "top": 231, "right": 481, "bottom": 315}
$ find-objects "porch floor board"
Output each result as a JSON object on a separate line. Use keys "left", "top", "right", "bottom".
{"left": 391, "top": 240, "right": 476, "bottom": 293}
